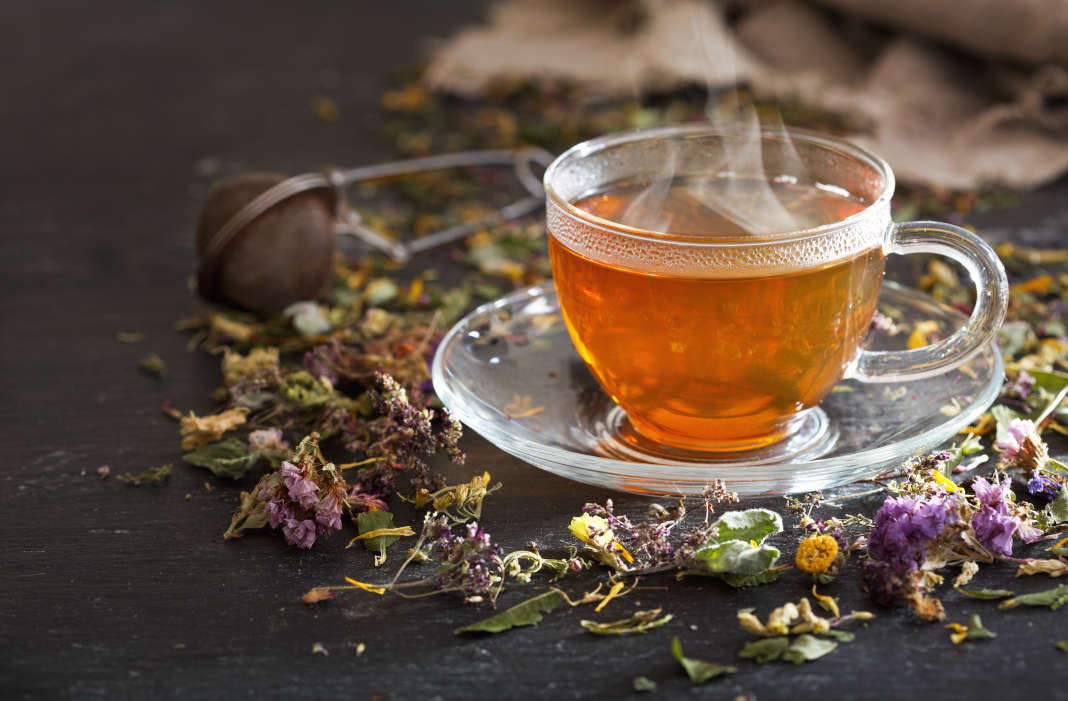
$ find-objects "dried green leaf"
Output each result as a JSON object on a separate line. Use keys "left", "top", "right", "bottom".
{"left": 670, "top": 637, "right": 737, "bottom": 684}
{"left": 738, "top": 637, "right": 788, "bottom": 663}
{"left": 224, "top": 472, "right": 278, "bottom": 539}
{"left": 138, "top": 352, "right": 168, "bottom": 378}
{"left": 182, "top": 438, "right": 277, "bottom": 480}
{"left": 818, "top": 629, "right": 856, "bottom": 642}
{"left": 454, "top": 590, "right": 564, "bottom": 634}
{"left": 998, "top": 584, "right": 1068, "bottom": 610}
{"left": 709, "top": 508, "right": 783, "bottom": 544}
{"left": 632, "top": 676, "right": 658, "bottom": 692}
{"left": 719, "top": 568, "right": 783, "bottom": 588}
{"left": 116, "top": 331, "right": 145, "bottom": 343}
{"left": 991, "top": 405, "right": 1023, "bottom": 445}
{"left": 1055, "top": 641, "right": 1068, "bottom": 652}
{"left": 780, "top": 634, "right": 837, "bottom": 664}
{"left": 580, "top": 608, "right": 673, "bottom": 635}
{"left": 689, "top": 540, "right": 781, "bottom": 576}
{"left": 955, "top": 587, "right": 1014, "bottom": 600}
{"left": 118, "top": 464, "right": 172, "bottom": 486}
{"left": 967, "top": 614, "right": 996, "bottom": 640}
{"left": 1047, "top": 487, "right": 1068, "bottom": 525}
{"left": 356, "top": 511, "right": 403, "bottom": 562}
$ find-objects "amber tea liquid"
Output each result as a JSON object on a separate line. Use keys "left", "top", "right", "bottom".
{"left": 548, "top": 176, "right": 884, "bottom": 451}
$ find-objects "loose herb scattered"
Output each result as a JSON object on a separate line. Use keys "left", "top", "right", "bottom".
{"left": 118, "top": 464, "right": 172, "bottom": 486}
{"left": 945, "top": 614, "right": 996, "bottom": 644}
{"left": 454, "top": 590, "right": 564, "bottom": 634}
{"left": 670, "top": 637, "right": 737, "bottom": 684}
{"left": 130, "top": 71, "right": 1068, "bottom": 680}
{"left": 580, "top": 608, "right": 673, "bottom": 635}
{"left": 138, "top": 352, "right": 168, "bottom": 378}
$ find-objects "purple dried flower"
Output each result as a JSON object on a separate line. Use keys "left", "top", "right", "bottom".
{"left": 970, "top": 474, "right": 1011, "bottom": 509}
{"left": 248, "top": 428, "right": 289, "bottom": 452}
{"left": 315, "top": 494, "right": 343, "bottom": 531}
{"left": 1027, "top": 472, "right": 1061, "bottom": 503}
{"left": 281, "top": 461, "right": 320, "bottom": 510}
{"left": 970, "top": 505, "right": 1019, "bottom": 557}
{"left": 265, "top": 498, "right": 294, "bottom": 529}
{"left": 283, "top": 518, "right": 317, "bottom": 549}
{"left": 861, "top": 559, "right": 907, "bottom": 606}
{"left": 867, "top": 494, "right": 958, "bottom": 575}
{"left": 424, "top": 516, "right": 504, "bottom": 600}
{"left": 1001, "top": 370, "right": 1036, "bottom": 401}
{"left": 303, "top": 346, "right": 340, "bottom": 386}
{"left": 996, "top": 418, "right": 1036, "bottom": 461}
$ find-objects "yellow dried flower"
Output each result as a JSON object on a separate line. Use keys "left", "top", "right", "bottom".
{"left": 795, "top": 534, "right": 839, "bottom": 574}
{"left": 179, "top": 407, "right": 249, "bottom": 450}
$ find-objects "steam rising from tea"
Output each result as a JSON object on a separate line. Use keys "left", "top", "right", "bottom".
{"left": 575, "top": 175, "right": 864, "bottom": 238}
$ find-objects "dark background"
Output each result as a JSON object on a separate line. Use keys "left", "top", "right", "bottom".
{"left": 3, "top": 1, "right": 1066, "bottom": 699}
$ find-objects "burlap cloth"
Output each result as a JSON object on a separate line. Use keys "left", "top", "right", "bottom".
{"left": 425, "top": 0, "right": 1068, "bottom": 190}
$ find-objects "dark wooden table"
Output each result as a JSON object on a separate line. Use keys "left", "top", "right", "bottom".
{"left": 4, "top": 2, "right": 1066, "bottom": 699}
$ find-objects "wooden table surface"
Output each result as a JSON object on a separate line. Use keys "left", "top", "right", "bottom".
{"left": 4, "top": 1, "right": 1066, "bottom": 699}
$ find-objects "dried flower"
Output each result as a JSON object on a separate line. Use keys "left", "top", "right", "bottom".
{"left": 969, "top": 475, "right": 1021, "bottom": 557}
{"left": 179, "top": 407, "right": 249, "bottom": 451}
{"left": 283, "top": 519, "right": 318, "bottom": 549}
{"left": 862, "top": 493, "right": 960, "bottom": 611}
{"left": 795, "top": 535, "right": 839, "bottom": 574}
{"left": 569, "top": 513, "right": 633, "bottom": 569}
{"left": 867, "top": 494, "right": 959, "bottom": 575}
{"left": 244, "top": 434, "right": 352, "bottom": 549}
{"left": 248, "top": 428, "right": 289, "bottom": 452}
{"left": 996, "top": 418, "right": 1049, "bottom": 470}
{"left": 1028, "top": 472, "right": 1062, "bottom": 503}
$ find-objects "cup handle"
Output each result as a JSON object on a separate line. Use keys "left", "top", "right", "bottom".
{"left": 849, "top": 220, "right": 1009, "bottom": 383}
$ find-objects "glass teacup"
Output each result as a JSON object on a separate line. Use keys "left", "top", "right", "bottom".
{"left": 544, "top": 125, "right": 1008, "bottom": 456}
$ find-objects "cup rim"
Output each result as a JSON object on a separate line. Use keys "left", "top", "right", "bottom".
{"left": 542, "top": 123, "right": 896, "bottom": 247}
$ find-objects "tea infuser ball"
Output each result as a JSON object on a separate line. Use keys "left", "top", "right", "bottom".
{"left": 195, "top": 172, "right": 337, "bottom": 315}
{"left": 194, "top": 148, "right": 553, "bottom": 316}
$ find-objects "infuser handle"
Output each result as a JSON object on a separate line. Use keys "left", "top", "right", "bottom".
{"left": 849, "top": 221, "right": 1008, "bottom": 383}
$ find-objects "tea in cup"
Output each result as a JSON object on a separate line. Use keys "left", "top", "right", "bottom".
{"left": 544, "top": 126, "right": 1007, "bottom": 454}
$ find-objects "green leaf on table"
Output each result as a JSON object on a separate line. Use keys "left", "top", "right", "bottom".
{"left": 632, "top": 676, "right": 658, "bottom": 692}
{"left": 708, "top": 508, "right": 783, "bottom": 544}
{"left": 944, "top": 434, "right": 983, "bottom": 475}
{"left": 1028, "top": 369, "right": 1068, "bottom": 393}
{"left": 955, "top": 587, "right": 1014, "bottom": 600}
{"left": 991, "top": 405, "right": 1024, "bottom": 445}
{"left": 580, "top": 608, "right": 673, "bottom": 635}
{"left": 1025, "top": 376, "right": 1068, "bottom": 425}
{"left": 1047, "top": 487, "right": 1068, "bottom": 525}
{"left": 223, "top": 472, "right": 278, "bottom": 539}
{"left": 719, "top": 568, "right": 783, "bottom": 588}
{"left": 183, "top": 438, "right": 261, "bottom": 479}
{"left": 947, "top": 614, "right": 996, "bottom": 643}
{"left": 353, "top": 511, "right": 408, "bottom": 565}
{"left": 818, "top": 629, "right": 856, "bottom": 643}
{"left": 689, "top": 540, "right": 781, "bottom": 576}
{"left": 738, "top": 637, "right": 789, "bottom": 663}
{"left": 998, "top": 584, "right": 1068, "bottom": 610}
{"left": 780, "top": 634, "right": 837, "bottom": 664}
{"left": 454, "top": 590, "right": 564, "bottom": 635}
{"left": 670, "top": 637, "right": 736, "bottom": 684}
{"left": 1055, "top": 641, "right": 1068, "bottom": 653}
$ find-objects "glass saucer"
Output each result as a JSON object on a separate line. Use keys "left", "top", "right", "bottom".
{"left": 432, "top": 281, "right": 1002, "bottom": 497}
